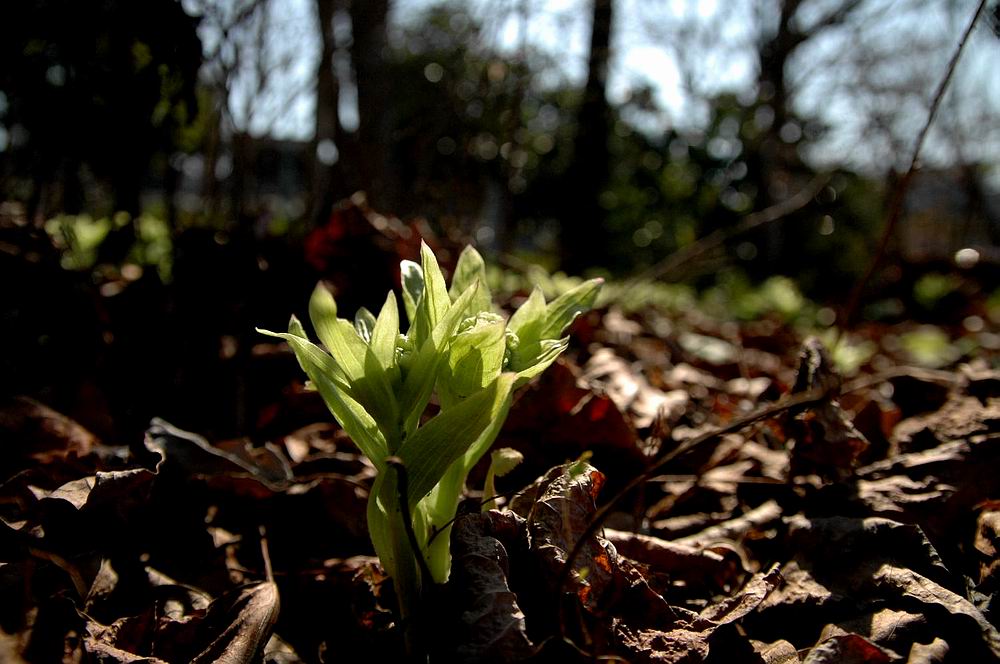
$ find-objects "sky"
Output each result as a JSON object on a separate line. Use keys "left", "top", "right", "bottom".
{"left": 198, "top": 0, "right": 1000, "bottom": 177}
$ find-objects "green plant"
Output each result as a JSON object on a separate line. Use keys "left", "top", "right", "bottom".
{"left": 259, "top": 243, "right": 600, "bottom": 641}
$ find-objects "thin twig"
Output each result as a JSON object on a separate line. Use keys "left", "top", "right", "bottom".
{"left": 841, "top": 0, "right": 988, "bottom": 327}
{"left": 840, "top": 364, "right": 960, "bottom": 395}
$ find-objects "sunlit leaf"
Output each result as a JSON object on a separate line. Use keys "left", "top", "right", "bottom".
{"left": 449, "top": 245, "right": 492, "bottom": 315}
{"left": 257, "top": 322, "right": 388, "bottom": 468}
{"left": 399, "top": 282, "right": 481, "bottom": 435}
{"left": 540, "top": 277, "right": 603, "bottom": 340}
{"left": 482, "top": 447, "right": 525, "bottom": 512}
{"left": 420, "top": 241, "right": 451, "bottom": 331}
{"left": 398, "top": 373, "right": 516, "bottom": 510}
{"left": 489, "top": 447, "right": 524, "bottom": 479}
{"left": 506, "top": 287, "right": 547, "bottom": 372}
{"left": 309, "top": 284, "right": 366, "bottom": 375}
{"left": 309, "top": 284, "right": 399, "bottom": 445}
{"left": 371, "top": 291, "right": 400, "bottom": 375}
{"left": 438, "top": 312, "right": 506, "bottom": 407}
{"left": 513, "top": 337, "right": 570, "bottom": 388}
{"left": 400, "top": 259, "right": 426, "bottom": 342}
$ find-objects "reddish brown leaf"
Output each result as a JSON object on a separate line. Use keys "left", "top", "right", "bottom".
{"left": 582, "top": 347, "right": 690, "bottom": 429}
{"left": 802, "top": 632, "right": 896, "bottom": 664}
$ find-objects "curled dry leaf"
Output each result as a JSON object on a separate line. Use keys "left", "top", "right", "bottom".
{"left": 857, "top": 395, "right": 1000, "bottom": 541}
{"left": 445, "top": 510, "right": 535, "bottom": 664}
{"left": 801, "top": 631, "right": 896, "bottom": 664}
{"left": 603, "top": 528, "right": 748, "bottom": 594}
{"left": 518, "top": 463, "right": 623, "bottom": 614}
{"left": 974, "top": 503, "right": 1000, "bottom": 591}
{"left": 752, "top": 638, "right": 800, "bottom": 664}
{"left": 512, "top": 462, "right": 786, "bottom": 662}
{"left": 889, "top": 395, "right": 1000, "bottom": 456}
{"left": 787, "top": 338, "right": 869, "bottom": 477}
{"left": 145, "top": 418, "right": 293, "bottom": 491}
{"left": 83, "top": 580, "right": 281, "bottom": 664}
{"left": 905, "top": 638, "right": 950, "bottom": 664}
{"left": 611, "top": 566, "right": 782, "bottom": 664}
{"left": 28, "top": 468, "right": 154, "bottom": 514}
{"left": 750, "top": 515, "right": 1000, "bottom": 661}
{"left": 190, "top": 581, "right": 281, "bottom": 664}
{"left": 0, "top": 397, "right": 99, "bottom": 468}
{"left": 674, "top": 500, "right": 783, "bottom": 549}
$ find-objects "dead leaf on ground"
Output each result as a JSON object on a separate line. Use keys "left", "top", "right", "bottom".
{"left": 444, "top": 510, "right": 535, "bottom": 664}
{"left": 83, "top": 580, "right": 281, "bottom": 664}
{"left": 582, "top": 347, "right": 690, "bottom": 429}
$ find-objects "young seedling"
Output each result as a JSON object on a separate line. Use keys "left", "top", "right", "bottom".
{"left": 482, "top": 447, "right": 525, "bottom": 512}
{"left": 259, "top": 243, "right": 601, "bottom": 651}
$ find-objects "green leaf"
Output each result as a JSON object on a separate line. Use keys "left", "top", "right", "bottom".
{"left": 420, "top": 241, "right": 451, "bottom": 331}
{"left": 400, "top": 259, "right": 424, "bottom": 337}
{"left": 399, "top": 281, "right": 481, "bottom": 435}
{"left": 309, "top": 284, "right": 366, "bottom": 376}
{"left": 309, "top": 284, "right": 400, "bottom": 447}
{"left": 505, "top": 287, "right": 548, "bottom": 372}
{"left": 449, "top": 245, "right": 492, "bottom": 315}
{"left": 507, "top": 286, "right": 546, "bottom": 340}
{"left": 539, "top": 277, "right": 603, "bottom": 340}
{"left": 482, "top": 447, "right": 524, "bottom": 512}
{"left": 397, "top": 373, "right": 516, "bottom": 509}
{"left": 438, "top": 312, "right": 506, "bottom": 407}
{"left": 505, "top": 279, "right": 602, "bottom": 375}
{"left": 285, "top": 316, "right": 351, "bottom": 392}
{"left": 513, "top": 337, "right": 570, "bottom": 388}
{"left": 354, "top": 307, "right": 377, "bottom": 343}
{"left": 489, "top": 447, "right": 525, "bottom": 478}
{"left": 257, "top": 324, "right": 388, "bottom": 468}
{"left": 366, "top": 473, "right": 394, "bottom": 576}
{"left": 371, "top": 292, "right": 399, "bottom": 369}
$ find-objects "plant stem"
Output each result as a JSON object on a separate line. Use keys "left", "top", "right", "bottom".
{"left": 386, "top": 457, "right": 431, "bottom": 661}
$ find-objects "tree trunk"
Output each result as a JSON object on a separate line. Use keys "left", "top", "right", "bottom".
{"left": 749, "top": 0, "right": 806, "bottom": 263}
{"left": 758, "top": 0, "right": 804, "bottom": 135}
{"left": 311, "top": 0, "right": 348, "bottom": 226}
{"left": 349, "top": 0, "right": 395, "bottom": 210}
{"left": 564, "top": 0, "right": 614, "bottom": 275}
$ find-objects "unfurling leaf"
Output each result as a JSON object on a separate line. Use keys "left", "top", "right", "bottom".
{"left": 354, "top": 306, "right": 377, "bottom": 343}
{"left": 483, "top": 447, "right": 525, "bottom": 512}
{"left": 439, "top": 312, "right": 506, "bottom": 407}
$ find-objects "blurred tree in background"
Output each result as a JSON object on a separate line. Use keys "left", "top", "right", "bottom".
{"left": 0, "top": 0, "right": 201, "bottom": 225}
{"left": 2, "top": 0, "right": 996, "bottom": 277}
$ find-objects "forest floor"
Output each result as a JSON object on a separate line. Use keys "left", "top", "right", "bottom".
{"left": 2, "top": 299, "right": 999, "bottom": 663}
